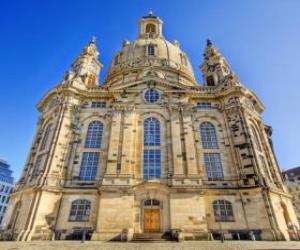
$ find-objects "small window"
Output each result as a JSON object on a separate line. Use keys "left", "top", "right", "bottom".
{"left": 147, "top": 45, "right": 155, "bottom": 56}
{"left": 213, "top": 200, "right": 234, "bottom": 222}
{"left": 146, "top": 23, "right": 156, "bottom": 33}
{"left": 206, "top": 76, "right": 215, "bottom": 86}
{"left": 144, "top": 199, "right": 160, "bottom": 207}
{"left": 91, "top": 102, "right": 106, "bottom": 108}
{"left": 69, "top": 199, "right": 91, "bottom": 222}
{"left": 144, "top": 89, "right": 159, "bottom": 103}
{"left": 197, "top": 102, "right": 212, "bottom": 110}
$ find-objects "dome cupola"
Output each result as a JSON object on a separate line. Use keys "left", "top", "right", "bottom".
{"left": 105, "top": 12, "right": 197, "bottom": 87}
{"left": 139, "top": 10, "right": 163, "bottom": 39}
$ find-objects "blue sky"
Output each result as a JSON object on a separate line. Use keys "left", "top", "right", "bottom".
{"left": 1, "top": 0, "right": 300, "bottom": 179}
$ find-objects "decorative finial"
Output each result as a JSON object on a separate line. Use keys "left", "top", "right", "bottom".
{"left": 90, "top": 36, "right": 96, "bottom": 44}
{"left": 206, "top": 39, "right": 212, "bottom": 46}
{"left": 148, "top": 9, "right": 153, "bottom": 16}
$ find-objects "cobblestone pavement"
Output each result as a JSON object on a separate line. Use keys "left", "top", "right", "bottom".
{"left": 1, "top": 241, "right": 300, "bottom": 250}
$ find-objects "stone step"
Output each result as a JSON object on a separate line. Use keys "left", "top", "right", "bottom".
{"left": 132, "top": 233, "right": 173, "bottom": 242}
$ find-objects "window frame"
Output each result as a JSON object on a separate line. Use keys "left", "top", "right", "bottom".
{"left": 91, "top": 102, "right": 106, "bottom": 108}
{"left": 143, "top": 117, "right": 161, "bottom": 180}
{"left": 200, "top": 122, "right": 218, "bottom": 149}
{"left": 84, "top": 121, "right": 104, "bottom": 149}
{"left": 69, "top": 199, "right": 91, "bottom": 222}
{"left": 147, "top": 45, "right": 155, "bottom": 56}
{"left": 79, "top": 152, "right": 100, "bottom": 181}
{"left": 213, "top": 200, "right": 234, "bottom": 222}
{"left": 204, "top": 153, "right": 224, "bottom": 181}
{"left": 144, "top": 89, "right": 160, "bottom": 104}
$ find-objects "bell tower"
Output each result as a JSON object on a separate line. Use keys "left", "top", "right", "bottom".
{"left": 201, "top": 39, "right": 231, "bottom": 86}
{"left": 68, "top": 37, "right": 103, "bottom": 88}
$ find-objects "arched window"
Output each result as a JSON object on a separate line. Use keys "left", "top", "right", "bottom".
{"left": 69, "top": 199, "right": 91, "bottom": 222}
{"left": 143, "top": 117, "right": 161, "bottom": 179}
{"left": 144, "top": 117, "right": 160, "bottom": 146}
{"left": 40, "top": 124, "right": 52, "bottom": 150}
{"left": 213, "top": 200, "right": 234, "bottom": 222}
{"left": 146, "top": 23, "right": 156, "bottom": 33}
{"left": 85, "top": 121, "right": 104, "bottom": 148}
{"left": 200, "top": 122, "right": 218, "bottom": 149}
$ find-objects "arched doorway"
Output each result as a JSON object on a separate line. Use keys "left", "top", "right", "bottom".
{"left": 143, "top": 199, "right": 161, "bottom": 233}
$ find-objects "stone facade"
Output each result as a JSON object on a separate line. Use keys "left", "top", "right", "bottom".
{"left": 1, "top": 12, "right": 299, "bottom": 241}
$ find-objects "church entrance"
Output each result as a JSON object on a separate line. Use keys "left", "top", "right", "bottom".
{"left": 143, "top": 199, "right": 161, "bottom": 233}
{"left": 144, "top": 209, "right": 160, "bottom": 233}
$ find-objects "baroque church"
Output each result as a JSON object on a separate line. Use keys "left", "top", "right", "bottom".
{"left": 2, "top": 12, "right": 299, "bottom": 241}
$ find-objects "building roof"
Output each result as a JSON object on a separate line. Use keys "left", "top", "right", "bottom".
{"left": 282, "top": 166, "right": 300, "bottom": 176}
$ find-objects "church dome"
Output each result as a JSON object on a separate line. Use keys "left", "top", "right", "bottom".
{"left": 105, "top": 12, "right": 196, "bottom": 86}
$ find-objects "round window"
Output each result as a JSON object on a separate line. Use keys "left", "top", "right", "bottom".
{"left": 144, "top": 89, "right": 160, "bottom": 103}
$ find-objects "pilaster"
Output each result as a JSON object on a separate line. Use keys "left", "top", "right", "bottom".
{"left": 169, "top": 107, "right": 184, "bottom": 176}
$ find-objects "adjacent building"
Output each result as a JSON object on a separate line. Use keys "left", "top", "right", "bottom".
{"left": 282, "top": 167, "right": 300, "bottom": 224}
{"left": 0, "top": 159, "right": 14, "bottom": 228}
{"left": 2, "top": 12, "right": 299, "bottom": 241}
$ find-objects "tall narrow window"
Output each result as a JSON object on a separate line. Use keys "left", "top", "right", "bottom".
{"left": 69, "top": 199, "right": 91, "bottom": 222}
{"left": 147, "top": 45, "right": 155, "bottom": 56}
{"left": 213, "top": 200, "right": 234, "bottom": 222}
{"left": 40, "top": 125, "right": 52, "bottom": 150}
{"left": 79, "top": 152, "right": 99, "bottom": 181}
{"left": 143, "top": 117, "right": 161, "bottom": 179}
{"left": 204, "top": 153, "right": 224, "bottom": 181}
{"left": 85, "top": 121, "right": 104, "bottom": 148}
{"left": 200, "top": 122, "right": 218, "bottom": 149}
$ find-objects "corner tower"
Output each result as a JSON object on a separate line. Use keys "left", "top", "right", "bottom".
{"left": 201, "top": 40, "right": 231, "bottom": 86}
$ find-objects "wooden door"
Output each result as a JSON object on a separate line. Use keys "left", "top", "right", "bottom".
{"left": 144, "top": 209, "right": 160, "bottom": 233}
